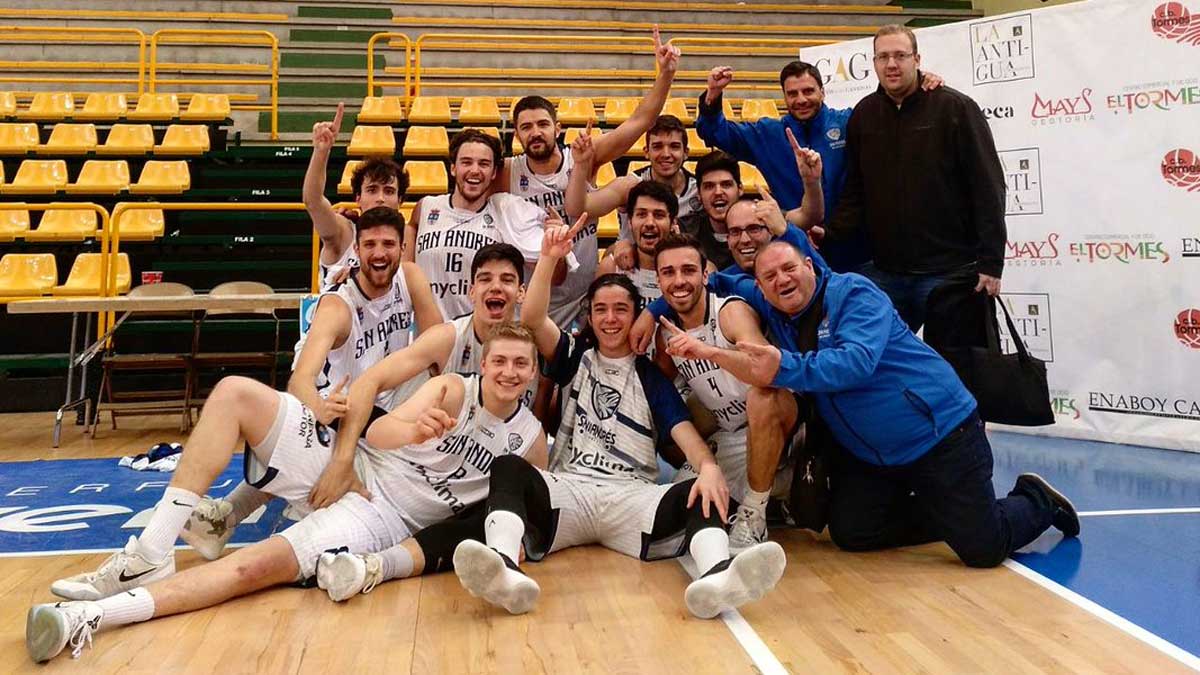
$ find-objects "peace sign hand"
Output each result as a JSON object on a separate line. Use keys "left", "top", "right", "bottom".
{"left": 652, "top": 26, "right": 681, "bottom": 76}
{"left": 571, "top": 119, "right": 596, "bottom": 169}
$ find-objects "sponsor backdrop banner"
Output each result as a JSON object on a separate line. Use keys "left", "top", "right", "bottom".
{"left": 801, "top": 0, "right": 1200, "bottom": 451}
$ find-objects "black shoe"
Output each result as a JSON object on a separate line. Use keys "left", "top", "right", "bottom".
{"left": 1017, "top": 473, "right": 1080, "bottom": 538}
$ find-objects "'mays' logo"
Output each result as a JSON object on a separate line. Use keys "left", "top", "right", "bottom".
{"left": 1152, "top": 2, "right": 1200, "bottom": 45}
{"left": 1162, "top": 148, "right": 1200, "bottom": 192}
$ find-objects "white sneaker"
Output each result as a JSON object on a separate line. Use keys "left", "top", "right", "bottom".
{"left": 317, "top": 551, "right": 383, "bottom": 602}
{"left": 179, "top": 497, "right": 236, "bottom": 561}
{"left": 727, "top": 503, "right": 769, "bottom": 554}
{"left": 50, "top": 536, "right": 175, "bottom": 601}
{"left": 26, "top": 601, "right": 104, "bottom": 662}
{"left": 452, "top": 540, "right": 540, "bottom": 615}
{"left": 684, "top": 541, "right": 786, "bottom": 619}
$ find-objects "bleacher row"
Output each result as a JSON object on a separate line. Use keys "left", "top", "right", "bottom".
{"left": 0, "top": 92, "right": 231, "bottom": 123}
{"left": 0, "top": 252, "right": 131, "bottom": 296}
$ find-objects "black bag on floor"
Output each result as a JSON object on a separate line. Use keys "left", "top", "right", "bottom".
{"left": 788, "top": 399, "right": 834, "bottom": 533}
{"left": 938, "top": 295, "right": 1055, "bottom": 426}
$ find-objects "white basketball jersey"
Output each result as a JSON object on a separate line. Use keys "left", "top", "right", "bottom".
{"left": 618, "top": 167, "right": 701, "bottom": 240}
{"left": 667, "top": 293, "right": 750, "bottom": 433}
{"left": 365, "top": 373, "right": 543, "bottom": 532}
{"left": 442, "top": 314, "right": 536, "bottom": 408}
{"left": 509, "top": 146, "right": 598, "bottom": 329}
{"left": 624, "top": 266, "right": 662, "bottom": 304}
{"left": 319, "top": 245, "right": 358, "bottom": 289}
{"left": 414, "top": 192, "right": 546, "bottom": 320}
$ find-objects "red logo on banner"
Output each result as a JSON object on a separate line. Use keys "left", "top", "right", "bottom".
{"left": 1176, "top": 309, "right": 1200, "bottom": 348}
{"left": 1162, "top": 148, "right": 1200, "bottom": 191}
{"left": 1152, "top": 3, "right": 1200, "bottom": 44}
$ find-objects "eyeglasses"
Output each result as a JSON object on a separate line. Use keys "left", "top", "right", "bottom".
{"left": 873, "top": 51, "right": 914, "bottom": 64}
{"left": 728, "top": 224, "right": 768, "bottom": 240}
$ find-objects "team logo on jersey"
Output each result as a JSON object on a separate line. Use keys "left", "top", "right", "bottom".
{"left": 356, "top": 307, "right": 365, "bottom": 322}
{"left": 508, "top": 433, "right": 523, "bottom": 452}
{"left": 591, "top": 382, "right": 622, "bottom": 420}
{"left": 483, "top": 213, "right": 495, "bottom": 225}
{"left": 826, "top": 127, "right": 842, "bottom": 142}
{"left": 519, "top": 175, "right": 529, "bottom": 190}
{"left": 428, "top": 208, "right": 440, "bottom": 223}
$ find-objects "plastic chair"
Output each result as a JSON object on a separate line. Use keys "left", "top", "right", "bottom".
{"left": 684, "top": 161, "right": 697, "bottom": 174}
{"left": 0, "top": 91, "right": 16, "bottom": 118}
{"left": 337, "top": 160, "right": 362, "bottom": 195}
{"left": 17, "top": 92, "right": 74, "bottom": 121}
{"left": 180, "top": 94, "right": 230, "bottom": 122}
{"left": 511, "top": 134, "right": 524, "bottom": 155}
{"left": 0, "top": 253, "right": 57, "bottom": 295}
{"left": 563, "top": 126, "right": 602, "bottom": 147}
{"left": 113, "top": 207, "right": 165, "bottom": 241}
{"left": 130, "top": 160, "right": 190, "bottom": 194}
{"left": 664, "top": 98, "right": 694, "bottom": 124}
{"left": 75, "top": 93, "right": 128, "bottom": 121}
{"left": 25, "top": 208, "right": 99, "bottom": 242}
{"left": 357, "top": 96, "right": 405, "bottom": 124}
{"left": 459, "top": 96, "right": 502, "bottom": 125}
{"left": 595, "top": 162, "right": 617, "bottom": 188}
{"left": 739, "top": 162, "right": 766, "bottom": 195}
{"left": 97, "top": 124, "right": 155, "bottom": 156}
{"left": 155, "top": 124, "right": 210, "bottom": 155}
{"left": 723, "top": 98, "right": 740, "bottom": 122}
{"left": 399, "top": 201, "right": 415, "bottom": 224}
{"left": 686, "top": 128, "right": 710, "bottom": 157}
{"left": 740, "top": 99, "right": 781, "bottom": 123}
{"left": 597, "top": 211, "right": 620, "bottom": 239}
{"left": 66, "top": 160, "right": 130, "bottom": 194}
{"left": 603, "top": 97, "right": 639, "bottom": 125}
{"left": 53, "top": 253, "right": 132, "bottom": 296}
{"left": 407, "top": 96, "right": 452, "bottom": 124}
{"left": 190, "top": 281, "right": 282, "bottom": 395}
{"left": 0, "top": 122, "right": 40, "bottom": 154}
{"left": 38, "top": 123, "right": 98, "bottom": 155}
{"left": 405, "top": 160, "right": 448, "bottom": 194}
{"left": 127, "top": 93, "right": 179, "bottom": 121}
{"left": 627, "top": 160, "right": 649, "bottom": 175}
{"left": 0, "top": 159, "right": 69, "bottom": 194}
{"left": 348, "top": 126, "right": 396, "bottom": 156}
{"left": 0, "top": 205, "right": 30, "bottom": 242}
{"left": 557, "top": 97, "right": 596, "bottom": 125}
{"left": 402, "top": 126, "right": 450, "bottom": 157}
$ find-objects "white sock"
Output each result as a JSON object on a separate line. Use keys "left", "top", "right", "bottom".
{"left": 96, "top": 588, "right": 155, "bottom": 630}
{"left": 690, "top": 527, "right": 730, "bottom": 575}
{"left": 742, "top": 488, "right": 770, "bottom": 511}
{"left": 484, "top": 510, "right": 525, "bottom": 563}
{"left": 137, "top": 487, "right": 198, "bottom": 561}
{"left": 378, "top": 545, "right": 415, "bottom": 581}
{"left": 224, "top": 481, "right": 270, "bottom": 524}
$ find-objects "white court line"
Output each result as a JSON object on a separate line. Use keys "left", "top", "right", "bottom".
{"left": 1079, "top": 507, "right": 1200, "bottom": 517}
{"left": 0, "top": 542, "right": 251, "bottom": 559}
{"left": 1004, "top": 560, "right": 1200, "bottom": 672}
{"left": 677, "top": 556, "right": 788, "bottom": 675}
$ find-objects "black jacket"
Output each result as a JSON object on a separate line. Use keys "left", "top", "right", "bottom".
{"left": 828, "top": 80, "right": 1007, "bottom": 278}
{"left": 678, "top": 211, "right": 735, "bottom": 271}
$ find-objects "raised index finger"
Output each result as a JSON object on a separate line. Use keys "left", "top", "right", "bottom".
{"left": 652, "top": 24, "right": 662, "bottom": 50}
{"left": 785, "top": 126, "right": 802, "bottom": 152}
{"left": 332, "top": 101, "right": 344, "bottom": 134}
{"left": 567, "top": 211, "right": 590, "bottom": 239}
{"left": 658, "top": 315, "right": 685, "bottom": 335}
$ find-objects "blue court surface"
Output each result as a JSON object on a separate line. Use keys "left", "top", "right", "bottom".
{"left": 990, "top": 431, "right": 1200, "bottom": 667}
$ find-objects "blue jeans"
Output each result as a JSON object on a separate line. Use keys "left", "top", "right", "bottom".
{"left": 858, "top": 262, "right": 947, "bottom": 333}
{"left": 826, "top": 411, "right": 1055, "bottom": 568}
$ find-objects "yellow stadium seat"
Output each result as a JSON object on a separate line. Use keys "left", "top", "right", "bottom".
{"left": 97, "top": 124, "right": 155, "bottom": 156}
{"left": 595, "top": 162, "right": 616, "bottom": 188}
{"left": 458, "top": 96, "right": 501, "bottom": 125}
{"left": 686, "top": 128, "right": 710, "bottom": 157}
{"left": 684, "top": 161, "right": 697, "bottom": 174}
{"left": 17, "top": 92, "right": 74, "bottom": 121}
{"left": 511, "top": 134, "right": 524, "bottom": 155}
{"left": 407, "top": 96, "right": 452, "bottom": 124}
{"left": 114, "top": 207, "right": 165, "bottom": 241}
{"left": 357, "top": 96, "right": 405, "bottom": 124}
{"left": 475, "top": 127, "right": 501, "bottom": 141}
{"left": 0, "top": 122, "right": 40, "bottom": 154}
{"left": 627, "top": 160, "right": 649, "bottom": 175}
{"left": 603, "top": 97, "right": 639, "bottom": 125}
{"left": 404, "top": 160, "right": 448, "bottom": 194}
{"left": 130, "top": 160, "right": 190, "bottom": 194}
{"left": 75, "top": 93, "right": 128, "bottom": 121}
{"left": 663, "top": 98, "right": 693, "bottom": 124}
{"left": 0, "top": 91, "right": 15, "bottom": 118}
{"left": 723, "top": 98, "right": 740, "bottom": 122}
{"left": 127, "top": 93, "right": 179, "bottom": 121}
{"left": 155, "top": 124, "right": 210, "bottom": 155}
{"left": 0, "top": 253, "right": 57, "bottom": 296}
{"left": 338, "top": 160, "right": 362, "bottom": 195}
{"left": 402, "top": 126, "right": 450, "bottom": 158}
{"left": 399, "top": 201, "right": 415, "bottom": 224}
{"left": 25, "top": 207, "right": 99, "bottom": 242}
{"left": 563, "top": 126, "right": 602, "bottom": 148}
{"left": 53, "top": 253, "right": 132, "bottom": 296}
{"left": 597, "top": 210, "right": 619, "bottom": 239}
{"left": 180, "top": 94, "right": 231, "bottom": 122}
{"left": 557, "top": 97, "right": 596, "bottom": 125}
{"left": 741, "top": 99, "right": 780, "bottom": 123}
{"left": 1, "top": 159, "right": 68, "bottom": 194}
{"left": 39, "top": 123, "right": 98, "bottom": 155}
{"left": 739, "top": 161, "right": 766, "bottom": 194}
{"left": 66, "top": 160, "right": 131, "bottom": 194}
{"left": 347, "top": 126, "right": 395, "bottom": 157}
{"left": 0, "top": 205, "right": 30, "bottom": 242}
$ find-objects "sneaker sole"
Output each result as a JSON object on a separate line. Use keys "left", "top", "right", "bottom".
{"left": 1020, "top": 472, "right": 1080, "bottom": 537}
{"left": 685, "top": 542, "right": 786, "bottom": 619}
{"left": 49, "top": 580, "right": 102, "bottom": 602}
{"left": 318, "top": 554, "right": 366, "bottom": 603}
{"left": 179, "top": 525, "right": 232, "bottom": 562}
{"left": 453, "top": 541, "right": 539, "bottom": 615}
{"left": 26, "top": 605, "right": 67, "bottom": 663}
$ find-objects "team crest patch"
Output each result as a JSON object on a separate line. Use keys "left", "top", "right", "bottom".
{"left": 826, "top": 127, "right": 841, "bottom": 142}
{"left": 519, "top": 175, "right": 529, "bottom": 190}
{"left": 428, "top": 208, "right": 440, "bottom": 223}
{"left": 356, "top": 307, "right": 365, "bottom": 322}
{"left": 508, "top": 433, "right": 523, "bottom": 452}
{"left": 818, "top": 317, "right": 831, "bottom": 339}
{"left": 483, "top": 213, "right": 495, "bottom": 225}
{"left": 591, "top": 382, "right": 622, "bottom": 420}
